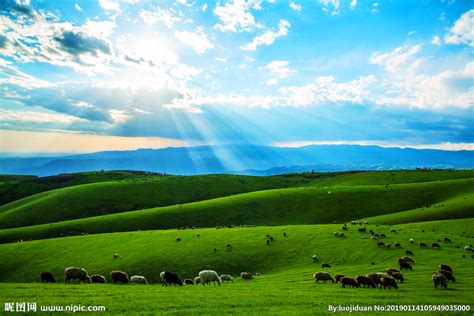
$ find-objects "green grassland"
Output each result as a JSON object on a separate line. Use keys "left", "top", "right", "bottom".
{"left": 0, "top": 170, "right": 473, "bottom": 315}
{"left": 0, "top": 221, "right": 473, "bottom": 314}
{"left": 0, "top": 177, "right": 472, "bottom": 243}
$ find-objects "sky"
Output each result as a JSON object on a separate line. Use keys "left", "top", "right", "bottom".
{"left": 0, "top": 0, "right": 473, "bottom": 154}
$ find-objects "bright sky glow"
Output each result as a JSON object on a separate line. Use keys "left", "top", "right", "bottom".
{"left": 0, "top": 0, "right": 473, "bottom": 154}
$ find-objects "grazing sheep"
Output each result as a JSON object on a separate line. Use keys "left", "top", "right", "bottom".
{"left": 405, "top": 250, "right": 414, "bottom": 256}
{"left": 160, "top": 271, "right": 183, "bottom": 286}
{"left": 432, "top": 243, "right": 441, "bottom": 249}
{"left": 391, "top": 272, "right": 404, "bottom": 283}
{"left": 312, "top": 255, "right": 318, "bottom": 262}
{"left": 183, "top": 279, "right": 195, "bottom": 285}
{"left": 339, "top": 233, "right": 345, "bottom": 238}
{"left": 395, "top": 242, "right": 401, "bottom": 248}
{"left": 196, "top": 233, "right": 200, "bottom": 237}
{"left": 401, "top": 256, "right": 415, "bottom": 264}
{"left": 266, "top": 240, "right": 270, "bottom": 245}
{"left": 366, "top": 273, "right": 388, "bottom": 286}
{"left": 240, "top": 272, "right": 253, "bottom": 280}
{"left": 385, "top": 243, "right": 392, "bottom": 248}
{"left": 335, "top": 274, "right": 344, "bottom": 283}
{"left": 380, "top": 234, "right": 386, "bottom": 238}
{"left": 340, "top": 277, "right": 359, "bottom": 288}
{"left": 176, "top": 237, "right": 182, "bottom": 242}
{"left": 342, "top": 226, "right": 348, "bottom": 231}
{"left": 113, "top": 253, "right": 119, "bottom": 259}
{"left": 91, "top": 275, "right": 106, "bottom": 284}
{"left": 226, "top": 244, "right": 232, "bottom": 248}
{"left": 358, "top": 227, "right": 366, "bottom": 233}
{"left": 131, "top": 275, "right": 148, "bottom": 284}
{"left": 438, "top": 270, "right": 455, "bottom": 283}
{"left": 443, "top": 237, "right": 452, "bottom": 243}
{"left": 410, "top": 238, "right": 415, "bottom": 244}
{"left": 198, "top": 270, "right": 221, "bottom": 286}
{"left": 283, "top": 232, "right": 287, "bottom": 237}
{"left": 313, "top": 272, "right": 335, "bottom": 284}
{"left": 371, "top": 236, "right": 378, "bottom": 240}
{"left": 386, "top": 268, "right": 400, "bottom": 276}
{"left": 377, "top": 242, "right": 385, "bottom": 248}
{"left": 41, "top": 272, "right": 55, "bottom": 283}
{"left": 65, "top": 267, "right": 90, "bottom": 284}
{"left": 363, "top": 221, "right": 369, "bottom": 224}
{"left": 334, "top": 232, "right": 340, "bottom": 237}
{"left": 220, "top": 274, "right": 234, "bottom": 282}
{"left": 420, "top": 242, "right": 428, "bottom": 248}
{"left": 432, "top": 272, "right": 447, "bottom": 289}
{"left": 269, "top": 236, "right": 274, "bottom": 241}
{"left": 255, "top": 273, "right": 260, "bottom": 276}
{"left": 439, "top": 264, "right": 452, "bottom": 273}
{"left": 399, "top": 261, "right": 412, "bottom": 271}
{"left": 380, "top": 277, "right": 398, "bottom": 289}
{"left": 321, "top": 263, "right": 331, "bottom": 268}
{"left": 110, "top": 271, "right": 129, "bottom": 284}
{"left": 194, "top": 276, "right": 201, "bottom": 285}
{"left": 355, "top": 275, "right": 376, "bottom": 288}
{"left": 390, "top": 229, "right": 397, "bottom": 233}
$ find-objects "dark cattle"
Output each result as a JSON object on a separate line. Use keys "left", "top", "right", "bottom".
{"left": 405, "top": 250, "right": 414, "bottom": 256}
{"left": 432, "top": 243, "right": 441, "bottom": 249}
{"left": 444, "top": 237, "right": 452, "bottom": 243}
{"left": 381, "top": 277, "right": 398, "bottom": 289}
{"left": 399, "top": 261, "right": 412, "bottom": 271}
{"left": 432, "top": 272, "right": 447, "bottom": 289}
{"left": 110, "top": 271, "right": 129, "bottom": 284}
{"left": 438, "top": 270, "right": 455, "bottom": 282}
{"left": 322, "top": 263, "right": 331, "bottom": 268}
{"left": 355, "top": 275, "right": 376, "bottom": 288}
{"left": 335, "top": 274, "right": 344, "bottom": 283}
{"left": 340, "top": 277, "right": 359, "bottom": 288}
{"left": 391, "top": 272, "right": 404, "bottom": 283}
{"left": 160, "top": 271, "right": 182, "bottom": 286}
{"left": 183, "top": 279, "right": 195, "bottom": 285}
{"left": 41, "top": 272, "right": 55, "bottom": 283}
{"left": 439, "top": 264, "right": 452, "bottom": 273}
{"left": 420, "top": 242, "right": 428, "bottom": 248}
{"left": 91, "top": 275, "right": 106, "bottom": 284}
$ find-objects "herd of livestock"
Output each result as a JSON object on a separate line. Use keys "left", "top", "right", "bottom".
{"left": 37, "top": 222, "right": 471, "bottom": 290}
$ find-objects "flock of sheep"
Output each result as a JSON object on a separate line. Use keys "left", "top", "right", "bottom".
{"left": 312, "top": 263, "right": 456, "bottom": 290}
{"left": 40, "top": 268, "right": 255, "bottom": 286}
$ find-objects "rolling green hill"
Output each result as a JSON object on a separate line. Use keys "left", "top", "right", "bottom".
{"left": 0, "top": 174, "right": 304, "bottom": 229}
{"left": 0, "top": 220, "right": 472, "bottom": 284}
{"left": 0, "top": 178, "right": 472, "bottom": 243}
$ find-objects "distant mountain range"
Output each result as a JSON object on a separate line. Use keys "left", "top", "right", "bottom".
{"left": 1, "top": 145, "right": 472, "bottom": 176}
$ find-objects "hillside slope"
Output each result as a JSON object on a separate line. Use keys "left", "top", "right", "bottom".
{"left": 0, "top": 178, "right": 472, "bottom": 243}
{"left": 0, "top": 220, "right": 472, "bottom": 283}
{"left": 0, "top": 174, "right": 306, "bottom": 229}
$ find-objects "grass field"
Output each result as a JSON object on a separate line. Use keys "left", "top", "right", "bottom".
{"left": 0, "top": 170, "right": 473, "bottom": 315}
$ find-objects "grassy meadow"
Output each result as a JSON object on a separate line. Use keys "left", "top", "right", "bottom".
{"left": 0, "top": 170, "right": 473, "bottom": 315}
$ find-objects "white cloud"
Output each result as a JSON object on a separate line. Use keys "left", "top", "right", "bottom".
{"left": 444, "top": 9, "right": 474, "bottom": 47}
{"left": 431, "top": 35, "right": 442, "bottom": 45}
{"left": 241, "top": 19, "right": 290, "bottom": 51}
{"left": 139, "top": 8, "right": 181, "bottom": 28}
{"left": 350, "top": 0, "right": 357, "bottom": 9}
{"left": 318, "top": 0, "right": 340, "bottom": 14}
{"left": 370, "top": 44, "right": 422, "bottom": 73}
{"left": 74, "top": 3, "right": 82, "bottom": 11}
{"left": 202, "top": 3, "right": 208, "bottom": 11}
{"left": 289, "top": 2, "right": 302, "bottom": 12}
{"left": 281, "top": 75, "right": 377, "bottom": 106}
{"left": 175, "top": 27, "right": 214, "bottom": 54}
{"left": 99, "top": 0, "right": 120, "bottom": 12}
{"left": 213, "top": 0, "right": 262, "bottom": 32}
{"left": 82, "top": 19, "right": 116, "bottom": 37}
{"left": 265, "top": 60, "right": 292, "bottom": 85}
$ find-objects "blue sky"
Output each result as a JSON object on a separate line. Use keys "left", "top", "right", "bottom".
{"left": 0, "top": 0, "right": 472, "bottom": 154}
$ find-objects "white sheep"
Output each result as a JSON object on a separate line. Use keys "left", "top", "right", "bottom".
{"left": 220, "top": 274, "right": 234, "bottom": 282}
{"left": 130, "top": 275, "right": 148, "bottom": 284}
{"left": 198, "top": 270, "right": 221, "bottom": 286}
